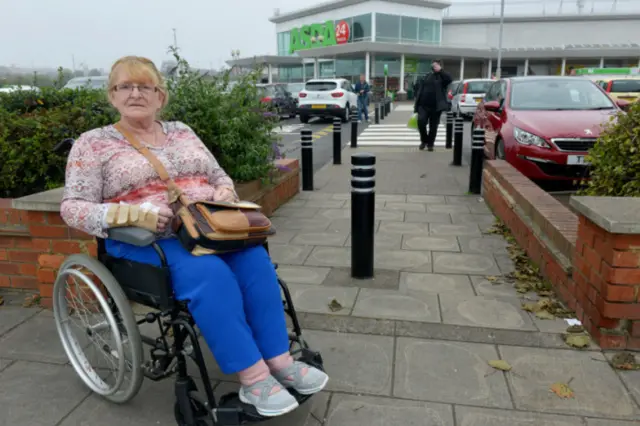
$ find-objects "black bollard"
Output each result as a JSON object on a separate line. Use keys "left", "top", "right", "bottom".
{"left": 301, "top": 129, "right": 314, "bottom": 190}
{"left": 374, "top": 103, "right": 380, "bottom": 124}
{"left": 445, "top": 112, "right": 453, "bottom": 149}
{"left": 451, "top": 117, "right": 464, "bottom": 167}
{"left": 468, "top": 126, "right": 486, "bottom": 194}
{"left": 379, "top": 101, "right": 385, "bottom": 121}
{"left": 351, "top": 153, "right": 376, "bottom": 279}
{"left": 333, "top": 117, "right": 342, "bottom": 165}
{"left": 386, "top": 98, "right": 391, "bottom": 115}
{"left": 350, "top": 110, "right": 359, "bottom": 148}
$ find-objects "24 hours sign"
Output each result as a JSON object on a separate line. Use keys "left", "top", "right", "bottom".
{"left": 289, "top": 20, "right": 350, "bottom": 54}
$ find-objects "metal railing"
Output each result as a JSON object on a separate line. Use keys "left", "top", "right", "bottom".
{"left": 442, "top": 0, "right": 639, "bottom": 18}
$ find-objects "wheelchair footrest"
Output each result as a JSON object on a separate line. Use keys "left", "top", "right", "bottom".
{"left": 215, "top": 389, "right": 315, "bottom": 425}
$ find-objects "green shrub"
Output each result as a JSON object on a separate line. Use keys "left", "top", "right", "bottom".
{"left": 578, "top": 101, "right": 640, "bottom": 197}
{"left": 0, "top": 51, "right": 281, "bottom": 198}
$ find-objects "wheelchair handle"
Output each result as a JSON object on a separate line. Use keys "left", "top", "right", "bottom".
{"left": 53, "top": 138, "right": 75, "bottom": 155}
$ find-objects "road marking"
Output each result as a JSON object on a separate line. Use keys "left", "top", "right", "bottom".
{"left": 357, "top": 123, "right": 447, "bottom": 146}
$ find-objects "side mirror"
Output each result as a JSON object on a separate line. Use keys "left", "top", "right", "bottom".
{"left": 616, "top": 99, "right": 630, "bottom": 111}
{"left": 484, "top": 100, "right": 501, "bottom": 111}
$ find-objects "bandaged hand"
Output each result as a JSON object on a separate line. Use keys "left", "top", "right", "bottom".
{"left": 104, "top": 202, "right": 172, "bottom": 233}
{"left": 213, "top": 186, "right": 239, "bottom": 203}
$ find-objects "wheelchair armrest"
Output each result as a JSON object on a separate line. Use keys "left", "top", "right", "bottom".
{"left": 107, "top": 227, "right": 157, "bottom": 247}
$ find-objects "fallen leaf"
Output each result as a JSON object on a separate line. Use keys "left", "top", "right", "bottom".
{"left": 488, "top": 360, "right": 512, "bottom": 371}
{"left": 485, "top": 276, "right": 498, "bottom": 282}
{"left": 565, "top": 334, "right": 591, "bottom": 348}
{"left": 521, "top": 302, "right": 539, "bottom": 312}
{"left": 328, "top": 299, "right": 343, "bottom": 312}
{"left": 550, "top": 382, "right": 574, "bottom": 398}
{"left": 611, "top": 352, "right": 640, "bottom": 370}
{"left": 535, "top": 310, "right": 556, "bottom": 320}
{"left": 566, "top": 325, "right": 585, "bottom": 334}
{"left": 538, "top": 290, "right": 554, "bottom": 297}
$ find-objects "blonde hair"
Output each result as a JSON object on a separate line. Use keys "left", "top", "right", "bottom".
{"left": 108, "top": 56, "right": 169, "bottom": 108}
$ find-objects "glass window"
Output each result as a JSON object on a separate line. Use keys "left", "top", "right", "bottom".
{"left": 277, "top": 32, "right": 291, "bottom": 56}
{"left": 376, "top": 13, "right": 400, "bottom": 42}
{"left": 610, "top": 79, "right": 640, "bottom": 93}
{"left": 335, "top": 58, "right": 365, "bottom": 77}
{"left": 418, "top": 19, "right": 437, "bottom": 44}
{"left": 401, "top": 16, "right": 418, "bottom": 42}
{"left": 374, "top": 57, "right": 401, "bottom": 76}
{"left": 305, "top": 81, "right": 338, "bottom": 91}
{"left": 463, "top": 80, "right": 494, "bottom": 94}
{"left": 509, "top": 79, "right": 615, "bottom": 110}
{"left": 351, "top": 14, "right": 372, "bottom": 41}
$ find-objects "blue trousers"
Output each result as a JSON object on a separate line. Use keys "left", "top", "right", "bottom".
{"left": 357, "top": 96, "right": 369, "bottom": 121}
{"left": 105, "top": 238, "right": 290, "bottom": 374}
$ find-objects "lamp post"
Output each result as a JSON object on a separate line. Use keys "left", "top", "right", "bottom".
{"left": 495, "top": 0, "right": 505, "bottom": 79}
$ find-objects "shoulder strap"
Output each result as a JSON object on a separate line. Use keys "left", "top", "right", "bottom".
{"left": 114, "top": 122, "right": 185, "bottom": 204}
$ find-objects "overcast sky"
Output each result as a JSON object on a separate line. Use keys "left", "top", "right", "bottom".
{"left": 0, "top": 0, "right": 598, "bottom": 71}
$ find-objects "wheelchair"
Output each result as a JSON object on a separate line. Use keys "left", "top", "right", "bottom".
{"left": 51, "top": 226, "right": 325, "bottom": 426}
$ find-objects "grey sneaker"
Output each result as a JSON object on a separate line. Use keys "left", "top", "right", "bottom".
{"left": 272, "top": 361, "right": 329, "bottom": 395}
{"left": 238, "top": 375, "right": 299, "bottom": 417}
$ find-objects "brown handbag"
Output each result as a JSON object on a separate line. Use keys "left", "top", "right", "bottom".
{"left": 114, "top": 123, "right": 275, "bottom": 255}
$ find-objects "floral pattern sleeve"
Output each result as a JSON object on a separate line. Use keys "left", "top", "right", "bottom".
{"left": 60, "top": 133, "right": 111, "bottom": 238}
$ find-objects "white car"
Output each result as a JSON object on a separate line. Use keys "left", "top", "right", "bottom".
{"left": 0, "top": 85, "right": 40, "bottom": 93}
{"left": 297, "top": 78, "right": 358, "bottom": 123}
{"left": 63, "top": 76, "right": 109, "bottom": 90}
{"left": 451, "top": 78, "right": 493, "bottom": 120}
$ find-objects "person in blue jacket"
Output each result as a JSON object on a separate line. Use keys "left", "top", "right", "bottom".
{"left": 354, "top": 74, "right": 370, "bottom": 123}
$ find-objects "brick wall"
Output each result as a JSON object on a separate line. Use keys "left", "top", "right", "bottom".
{"left": 483, "top": 160, "right": 639, "bottom": 350}
{"left": 0, "top": 159, "right": 299, "bottom": 309}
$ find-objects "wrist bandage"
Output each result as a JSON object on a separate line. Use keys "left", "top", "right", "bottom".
{"left": 105, "top": 202, "right": 160, "bottom": 232}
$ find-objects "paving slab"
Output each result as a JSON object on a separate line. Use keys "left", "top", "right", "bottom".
{"left": 316, "top": 208, "right": 350, "bottom": 220}
{"left": 585, "top": 419, "right": 640, "bottom": 426}
{"left": 58, "top": 378, "right": 176, "bottom": 426}
{"left": 458, "top": 235, "right": 509, "bottom": 255}
{"left": 402, "top": 235, "right": 460, "bottom": 252}
{"left": 0, "top": 309, "right": 79, "bottom": 364}
{"left": 439, "top": 294, "right": 537, "bottom": 331}
{"left": 305, "top": 199, "right": 346, "bottom": 209}
{"left": 428, "top": 204, "right": 471, "bottom": 214}
{"left": 305, "top": 246, "right": 351, "bottom": 267}
{"left": 469, "top": 203, "right": 492, "bottom": 214}
{"left": 0, "top": 361, "right": 90, "bottom": 426}
{"left": 470, "top": 276, "right": 521, "bottom": 298}
{"left": 455, "top": 406, "right": 584, "bottom": 426}
{"left": 430, "top": 223, "right": 482, "bottom": 236}
{"left": 286, "top": 284, "right": 359, "bottom": 315}
{"left": 399, "top": 272, "right": 475, "bottom": 296}
{"left": 268, "top": 229, "right": 297, "bottom": 244}
{"left": 303, "top": 330, "right": 395, "bottom": 396}
{"left": 404, "top": 211, "right": 452, "bottom": 223}
{"left": 277, "top": 265, "right": 331, "bottom": 285}
{"left": 272, "top": 206, "right": 320, "bottom": 218}
{"left": 378, "top": 221, "right": 430, "bottom": 235}
{"left": 269, "top": 244, "right": 314, "bottom": 265}
{"left": 371, "top": 194, "right": 407, "bottom": 203}
{"left": 451, "top": 213, "right": 498, "bottom": 225}
{"left": 393, "top": 338, "right": 513, "bottom": 408}
{"left": 499, "top": 346, "right": 640, "bottom": 420}
{"left": 604, "top": 352, "right": 640, "bottom": 406}
{"left": 373, "top": 248, "right": 432, "bottom": 272}
{"left": 383, "top": 202, "right": 426, "bottom": 212}
{"left": 446, "top": 195, "right": 484, "bottom": 205}
{"left": 494, "top": 253, "right": 517, "bottom": 275}
{"left": 270, "top": 217, "right": 331, "bottom": 231}
{"left": 344, "top": 232, "right": 402, "bottom": 249}
{"left": 406, "top": 195, "right": 447, "bottom": 204}
{"left": 433, "top": 252, "right": 501, "bottom": 275}
{"left": 351, "top": 288, "right": 440, "bottom": 322}
{"left": 0, "top": 306, "right": 40, "bottom": 336}
{"left": 325, "top": 394, "right": 454, "bottom": 426}
{"left": 0, "top": 358, "right": 12, "bottom": 373}
{"left": 321, "top": 267, "right": 400, "bottom": 290}
{"left": 290, "top": 230, "right": 349, "bottom": 247}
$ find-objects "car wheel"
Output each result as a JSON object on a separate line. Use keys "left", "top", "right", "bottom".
{"left": 341, "top": 104, "right": 350, "bottom": 123}
{"left": 495, "top": 138, "right": 506, "bottom": 160}
{"left": 300, "top": 115, "right": 309, "bottom": 124}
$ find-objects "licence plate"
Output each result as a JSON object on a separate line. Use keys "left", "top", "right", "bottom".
{"left": 567, "top": 155, "right": 589, "bottom": 165}
{"left": 475, "top": 98, "right": 481, "bottom": 103}
{"left": 312, "top": 104, "right": 326, "bottom": 109}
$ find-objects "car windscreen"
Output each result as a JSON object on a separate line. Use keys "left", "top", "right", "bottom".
{"left": 287, "top": 83, "right": 305, "bottom": 92}
{"left": 305, "top": 81, "right": 337, "bottom": 91}
{"left": 610, "top": 79, "right": 640, "bottom": 93}
{"left": 257, "top": 86, "right": 277, "bottom": 97}
{"left": 464, "top": 81, "right": 493, "bottom": 94}
{"left": 510, "top": 79, "right": 615, "bottom": 110}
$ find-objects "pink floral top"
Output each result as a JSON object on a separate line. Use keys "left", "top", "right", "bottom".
{"left": 60, "top": 121, "right": 235, "bottom": 238}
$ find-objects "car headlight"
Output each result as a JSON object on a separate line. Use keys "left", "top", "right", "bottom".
{"left": 513, "top": 127, "right": 550, "bottom": 148}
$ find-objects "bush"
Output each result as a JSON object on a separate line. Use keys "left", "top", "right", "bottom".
{"left": 0, "top": 52, "right": 281, "bottom": 198}
{"left": 578, "top": 101, "right": 640, "bottom": 197}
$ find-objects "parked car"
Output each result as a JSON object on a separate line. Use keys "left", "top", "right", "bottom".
{"left": 472, "top": 76, "right": 628, "bottom": 182}
{"left": 452, "top": 79, "right": 493, "bottom": 120}
{"left": 63, "top": 76, "right": 109, "bottom": 90}
{"left": 285, "top": 82, "right": 305, "bottom": 100}
{"left": 447, "top": 80, "right": 461, "bottom": 102}
{"left": 297, "top": 78, "right": 358, "bottom": 123}
{"left": 256, "top": 83, "right": 297, "bottom": 119}
{"left": 0, "top": 85, "right": 40, "bottom": 93}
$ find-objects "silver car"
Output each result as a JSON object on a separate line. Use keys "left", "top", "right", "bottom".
{"left": 451, "top": 79, "right": 493, "bottom": 120}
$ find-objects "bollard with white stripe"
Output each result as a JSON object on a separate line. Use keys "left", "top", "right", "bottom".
{"left": 301, "top": 129, "right": 314, "bottom": 190}
{"left": 468, "top": 127, "right": 486, "bottom": 194}
{"left": 445, "top": 112, "right": 454, "bottom": 149}
{"left": 350, "top": 110, "right": 359, "bottom": 148}
{"left": 374, "top": 103, "right": 380, "bottom": 124}
{"left": 333, "top": 117, "right": 342, "bottom": 165}
{"left": 451, "top": 117, "right": 464, "bottom": 167}
{"left": 351, "top": 153, "right": 376, "bottom": 279}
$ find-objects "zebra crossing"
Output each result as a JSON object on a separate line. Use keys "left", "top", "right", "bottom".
{"left": 357, "top": 123, "right": 447, "bottom": 147}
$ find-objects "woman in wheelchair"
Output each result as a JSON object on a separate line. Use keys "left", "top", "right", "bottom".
{"left": 59, "top": 55, "right": 328, "bottom": 418}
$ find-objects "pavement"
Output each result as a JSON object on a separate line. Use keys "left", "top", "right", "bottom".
{"left": 1, "top": 106, "right": 639, "bottom": 426}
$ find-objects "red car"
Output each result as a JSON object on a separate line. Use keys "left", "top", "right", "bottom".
{"left": 472, "top": 76, "right": 629, "bottom": 182}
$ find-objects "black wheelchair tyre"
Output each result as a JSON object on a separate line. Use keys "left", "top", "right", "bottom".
{"left": 174, "top": 391, "right": 214, "bottom": 426}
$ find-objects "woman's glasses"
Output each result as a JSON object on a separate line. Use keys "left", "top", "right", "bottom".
{"left": 112, "top": 83, "right": 158, "bottom": 95}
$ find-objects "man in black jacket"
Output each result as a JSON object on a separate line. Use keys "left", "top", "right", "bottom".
{"left": 413, "top": 60, "right": 452, "bottom": 151}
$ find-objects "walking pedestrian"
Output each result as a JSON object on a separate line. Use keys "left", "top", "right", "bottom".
{"left": 354, "top": 74, "right": 370, "bottom": 123}
{"left": 413, "top": 60, "right": 452, "bottom": 151}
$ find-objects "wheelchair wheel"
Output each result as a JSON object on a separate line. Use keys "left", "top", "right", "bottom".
{"left": 174, "top": 392, "right": 214, "bottom": 426}
{"left": 52, "top": 254, "right": 144, "bottom": 403}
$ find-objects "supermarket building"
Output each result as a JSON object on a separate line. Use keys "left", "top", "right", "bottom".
{"left": 227, "top": 0, "right": 640, "bottom": 99}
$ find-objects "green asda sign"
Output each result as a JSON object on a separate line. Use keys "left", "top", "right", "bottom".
{"left": 289, "top": 20, "right": 346, "bottom": 54}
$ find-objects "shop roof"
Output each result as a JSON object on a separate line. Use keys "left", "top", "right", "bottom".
{"left": 225, "top": 55, "right": 303, "bottom": 67}
{"left": 268, "top": 0, "right": 452, "bottom": 24}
